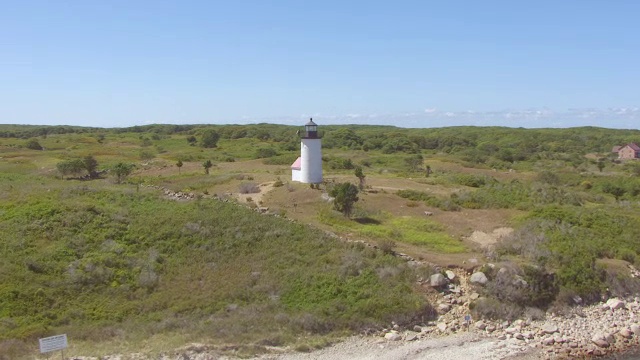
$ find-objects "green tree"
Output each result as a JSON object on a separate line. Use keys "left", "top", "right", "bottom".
{"left": 83, "top": 155, "right": 99, "bottom": 178}
{"left": 200, "top": 129, "right": 220, "bottom": 148}
{"left": 354, "top": 166, "right": 366, "bottom": 190}
{"left": 56, "top": 159, "right": 85, "bottom": 179}
{"left": 404, "top": 154, "right": 423, "bottom": 172}
{"left": 176, "top": 159, "right": 183, "bottom": 174}
{"left": 203, "top": 160, "right": 213, "bottom": 174}
{"left": 112, "top": 162, "right": 134, "bottom": 184}
{"left": 596, "top": 158, "right": 606, "bottom": 172}
{"left": 330, "top": 182, "right": 359, "bottom": 217}
{"left": 602, "top": 182, "right": 626, "bottom": 201}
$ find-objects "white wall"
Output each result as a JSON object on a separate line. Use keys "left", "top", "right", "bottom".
{"left": 291, "top": 169, "right": 302, "bottom": 182}
{"left": 301, "top": 138, "right": 322, "bottom": 183}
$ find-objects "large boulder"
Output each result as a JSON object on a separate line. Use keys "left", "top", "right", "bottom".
{"left": 430, "top": 273, "right": 447, "bottom": 287}
{"left": 469, "top": 272, "right": 488, "bottom": 285}
{"left": 384, "top": 332, "right": 402, "bottom": 341}
{"left": 631, "top": 324, "right": 640, "bottom": 335}
{"left": 592, "top": 333, "right": 610, "bottom": 348}
{"left": 606, "top": 298, "right": 626, "bottom": 310}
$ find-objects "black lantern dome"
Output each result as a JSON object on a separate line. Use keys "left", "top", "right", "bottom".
{"left": 302, "top": 118, "right": 320, "bottom": 139}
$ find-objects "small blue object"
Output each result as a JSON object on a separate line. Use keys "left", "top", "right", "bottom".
{"left": 464, "top": 315, "right": 471, "bottom": 322}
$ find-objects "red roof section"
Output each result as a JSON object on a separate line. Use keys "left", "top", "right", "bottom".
{"left": 291, "top": 157, "right": 301, "bottom": 169}
{"left": 628, "top": 143, "right": 640, "bottom": 151}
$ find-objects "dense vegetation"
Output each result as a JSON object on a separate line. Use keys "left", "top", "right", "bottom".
{"left": 0, "top": 174, "right": 423, "bottom": 357}
{"left": 2, "top": 123, "right": 640, "bottom": 356}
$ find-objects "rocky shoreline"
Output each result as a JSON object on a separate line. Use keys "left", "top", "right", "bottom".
{"left": 370, "top": 265, "right": 640, "bottom": 359}
{"left": 377, "top": 295, "right": 640, "bottom": 359}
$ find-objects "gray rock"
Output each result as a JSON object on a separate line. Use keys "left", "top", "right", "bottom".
{"left": 445, "top": 270, "right": 456, "bottom": 280}
{"left": 505, "top": 327, "right": 518, "bottom": 335}
{"left": 470, "top": 292, "right": 480, "bottom": 300}
{"left": 592, "top": 333, "right": 609, "bottom": 348}
{"left": 606, "top": 298, "right": 626, "bottom": 310}
{"left": 384, "top": 332, "right": 402, "bottom": 341}
{"left": 541, "top": 323, "right": 559, "bottom": 334}
{"left": 592, "top": 338, "right": 609, "bottom": 348}
{"left": 605, "top": 332, "right": 616, "bottom": 343}
{"left": 437, "top": 322, "right": 447, "bottom": 332}
{"left": 430, "top": 273, "right": 447, "bottom": 287}
{"left": 512, "top": 277, "right": 528, "bottom": 287}
{"left": 631, "top": 324, "right": 640, "bottom": 335}
{"left": 469, "top": 272, "right": 488, "bottom": 285}
{"left": 405, "top": 332, "right": 418, "bottom": 341}
{"left": 486, "top": 324, "right": 496, "bottom": 333}
{"left": 542, "top": 337, "right": 555, "bottom": 346}
{"left": 619, "top": 328, "right": 632, "bottom": 339}
{"left": 413, "top": 325, "right": 423, "bottom": 332}
{"left": 475, "top": 320, "right": 487, "bottom": 330}
{"left": 437, "top": 303, "right": 451, "bottom": 313}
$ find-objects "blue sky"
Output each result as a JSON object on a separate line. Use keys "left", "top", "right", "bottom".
{"left": 1, "top": 1, "right": 639, "bottom": 128}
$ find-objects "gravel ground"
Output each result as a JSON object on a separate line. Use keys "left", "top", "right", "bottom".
{"left": 254, "top": 332, "right": 540, "bottom": 360}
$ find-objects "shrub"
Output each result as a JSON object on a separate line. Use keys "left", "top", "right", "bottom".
{"left": 255, "top": 148, "right": 278, "bottom": 159}
{"left": 395, "top": 190, "right": 443, "bottom": 208}
{"left": 326, "top": 157, "right": 355, "bottom": 170}
{"left": 470, "top": 297, "right": 522, "bottom": 321}
{"left": 25, "top": 139, "right": 43, "bottom": 150}
{"left": 377, "top": 239, "right": 396, "bottom": 255}
{"left": 112, "top": 162, "right": 134, "bottom": 183}
{"left": 239, "top": 182, "right": 260, "bottom": 194}
{"left": 450, "top": 173, "right": 491, "bottom": 188}
{"left": 263, "top": 154, "right": 298, "bottom": 165}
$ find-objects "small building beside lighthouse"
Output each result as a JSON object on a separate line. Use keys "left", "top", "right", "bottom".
{"left": 291, "top": 119, "right": 323, "bottom": 184}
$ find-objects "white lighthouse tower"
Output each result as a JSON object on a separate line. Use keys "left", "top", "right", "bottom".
{"left": 291, "top": 118, "right": 323, "bottom": 184}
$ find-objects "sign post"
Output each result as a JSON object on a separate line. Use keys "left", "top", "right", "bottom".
{"left": 39, "top": 334, "right": 68, "bottom": 359}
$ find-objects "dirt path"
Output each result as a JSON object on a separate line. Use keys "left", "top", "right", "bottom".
{"left": 254, "top": 333, "right": 539, "bottom": 360}
{"left": 467, "top": 227, "right": 514, "bottom": 248}
{"left": 237, "top": 181, "right": 276, "bottom": 205}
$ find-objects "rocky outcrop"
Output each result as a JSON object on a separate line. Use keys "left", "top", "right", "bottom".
{"left": 386, "top": 265, "right": 640, "bottom": 359}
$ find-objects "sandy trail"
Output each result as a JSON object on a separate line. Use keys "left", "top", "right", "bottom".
{"left": 255, "top": 333, "right": 538, "bottom": 360}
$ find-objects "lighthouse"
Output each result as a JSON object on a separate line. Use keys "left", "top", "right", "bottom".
{"left": 291, "top": 118, "right": 323, "bottom": 184}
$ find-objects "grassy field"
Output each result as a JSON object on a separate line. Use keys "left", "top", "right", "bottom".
{"left": 2, "top": 123, "right": 640, "bottom": 358}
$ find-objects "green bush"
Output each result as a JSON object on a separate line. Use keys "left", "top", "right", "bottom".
{"left": 255, "top": 148, "right": 278, "bottom": 159}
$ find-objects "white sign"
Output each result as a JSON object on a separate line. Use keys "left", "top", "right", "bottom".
{"left": 39, "top": 334, "right": 68, "bottom": 353}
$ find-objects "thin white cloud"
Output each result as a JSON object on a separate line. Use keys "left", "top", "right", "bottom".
{"left": 126, "top": 107, "right": 640, "bottom": 129}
